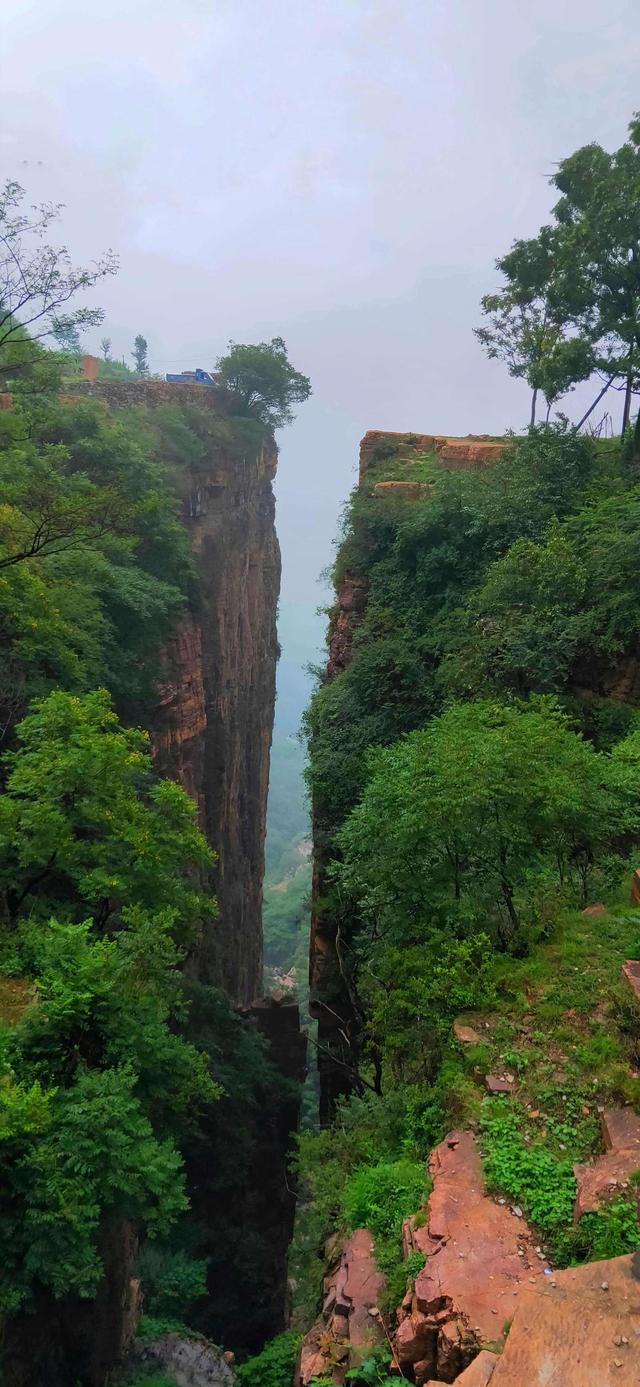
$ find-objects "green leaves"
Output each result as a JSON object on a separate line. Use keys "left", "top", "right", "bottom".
{"left": 0, "top": 688, "right": 215, "bottom": 935}
{"left": 478, "top": 112, "right": 640, "bottom": 426}
{"left": 215, "top": 337, "right": 311, "bottom": 429}
{"left": 337, "top": 698, "right": 631, "bottom": 946}
{"left": 480, "top": 1100, "right": 576, "bottom": 1243}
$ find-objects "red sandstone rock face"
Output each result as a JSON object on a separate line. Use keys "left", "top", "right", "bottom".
{"left": 67, "top": 379, "right": 280, "bottom": 1007}
{"left": 631, "top": 871, "right": 640, "bottom": 906}
{"left": 424, "top": 1350, "right": 500, "bottom": 1386}
{"left": 574, "top": 1108, "right": 640, "bottom": 1219}
{"left": 358, "top": 430, "right": 506, "bottom": 485}
{"left": 488, "top": 1253, "right": 640, "bottom": 1385}
{"left": 373, "top": 479, "right": 433, "bottom": 499}
{"left": 436, "top": 441, "right": 505, "bottom": 468}
{"left": 326, "top": 574, "right": 368, "bottom": 678}
{"left": 297, "top": 1230, "right": 385, "bottom": 1386}
{"left": 153, "top": 616, "right": 207, "bottom": 818}
{"left": 396, "top": 1131, "right": 545, "bottom": 1382}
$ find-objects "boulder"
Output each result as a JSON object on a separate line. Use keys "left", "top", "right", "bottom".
{"left": 573, "top": 1106, "right": 640, "bottom": 1219}
{"left": 453, "top": 1022, "right": 482, "bottom": 1046}
{"left": 424, "top": 1357, "right": 498, "bottom": 1387}
{"left": 487, "top": 1253, "right": 640, "bottom": 1385}
{"left": 484, "top": 1074, "right": 516, "bottom": 1095}
{"left": 582, "top": 902, "right": 608, "bottom": 917}
{"left": 127, "top": 1333, "right": 235, "bottom": 1387}
{"left": 454, "top": 1351, "right": 499, "bottom": 1384}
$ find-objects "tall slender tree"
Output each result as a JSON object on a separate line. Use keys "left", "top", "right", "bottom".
{"left": 132, "top": 333, "right": 149, "bottom": 376}
{"left": 475, "top": 229, "right": 593, "bottom": 426}
{"left": 550, "top": 115, "right": 640, "bottom": 437}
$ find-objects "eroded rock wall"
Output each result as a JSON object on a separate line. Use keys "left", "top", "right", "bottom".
{"left": 160, "top": 423, "right": 280, "bottom": 1004}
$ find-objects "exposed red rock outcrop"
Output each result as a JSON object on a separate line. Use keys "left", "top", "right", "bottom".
{"left": 72, "top": 381, "right": 281, "bottom": 1007}
{"left": 436, "top": 440, "right": 505, "bottom": 468}
{"left": 631, "top": 871, "right": 640, "bottom": 906}
{"left": 487, "top": 1252, "right": 640, "bottom": 1385}
{"left": 484, "top": 1074, "right": 516, "bottom": 1095}
{"left": 358, "top": 430, "right": 506, "bottom": 485}
{"left": 327, "top": 573, "right": 368, "bottom": 677}
{"left": 297, "top": 1230, "right": 385, "bottom": 1385}
{"left": 425, "top": 1350, "right": 499, "bottom": 1386}
{"left": 574, "top": 1107, "right": 640, "bottom": 1219}
{"left": 373, "top": 479, "right": 433, "bottom": 500}
{"left": 396, "top": 1131, "right": 545, "bottom": 1383}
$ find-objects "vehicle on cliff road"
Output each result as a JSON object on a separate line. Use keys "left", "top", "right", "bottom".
{"left": 165, "top": 368, "right": 215, "bottom": 384}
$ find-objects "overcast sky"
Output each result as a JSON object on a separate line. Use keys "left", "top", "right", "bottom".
{"left": 3, "top": 0, "right": 640, "bottom": 621}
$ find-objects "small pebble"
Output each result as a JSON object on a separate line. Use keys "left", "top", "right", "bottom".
{"left": 601, "top": 1281, "right": 609, "bottom": 1291}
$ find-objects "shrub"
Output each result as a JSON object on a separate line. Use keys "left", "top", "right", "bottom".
{"left": 236, "top": 1331, "right": 301, "bottom": 1387}
{"left": 480, "top": 1101, "right": 576, "bottom": 1256}
{"left": 342, "top": 1158, "right": 426, "bottom": 1286}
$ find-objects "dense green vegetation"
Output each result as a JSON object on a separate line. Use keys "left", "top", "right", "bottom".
{"left": 0, "top": 341, "right": 301, "bottom": 1361}
{"left": 215, "top": 337, "right": 311, "bottom": 429}
{"left": 298, "top": 416, "right": 640, "bottom": 1324}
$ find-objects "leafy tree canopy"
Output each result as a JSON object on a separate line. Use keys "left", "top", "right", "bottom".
{"left": 336, "top": 699, "right": 637, "bottom": 946}
{"left": 0, "top": 688, "right": 215, "bottom": 936}
{"left": 215, "top": 336, "right": 311, "bottom": 428}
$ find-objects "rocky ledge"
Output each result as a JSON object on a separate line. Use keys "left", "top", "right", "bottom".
{"left": 574, "top": 1106, "right": 640, "bottom": 1219}
{"left": 297, "top": 1229, "right": 386, "bottom": 1385}
{"left": 396, "top": 1130, "right": 546, "bottom": 1383}
{"left": 124, "top": 1332, "right": 235, "bottom": 1387}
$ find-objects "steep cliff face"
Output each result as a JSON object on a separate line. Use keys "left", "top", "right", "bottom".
{"left": 73, "top": 379, "right": 280, "bottom": 1006}
{"left": 309, "top": 430, "right": 509, "bottom": 1119}
{"left": 153, "top": 424, "right": 280, "bottom": 1004}
{"left": 47, "top": 380, "right": 302, "bottom": 1370}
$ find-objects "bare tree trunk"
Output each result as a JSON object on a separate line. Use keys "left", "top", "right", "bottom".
{"left": 574, "top": 375, "right": 616, "bottom": 432}
{"left": 529, "top": 387, "right": 538, "bottom": 428}
{"left": 499, "top": 879, "right": 520, "bottom": 948}
{"left": 622, "top": 346, "right": 634, "bottom": 436}
{"left": 632, "top": 404, "right": 640, "bottom": 464}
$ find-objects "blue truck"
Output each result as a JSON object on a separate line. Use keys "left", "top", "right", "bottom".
{"left": 165, "top": 368, "right": 215, "bottom": 384}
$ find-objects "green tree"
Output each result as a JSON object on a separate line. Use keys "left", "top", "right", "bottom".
{"left": 0, "top": 688, "right": 215, "bottom": 934}
{"left": 215, "top": 336, "right": 311, "bottom": 428}
{"left": 336, "top": 701, "right": 634, "bottom": 945}
{"left": 0, "top": 181, "right": 117, "bottom": 368}
{"left": 51, "top": 319, "right": 82, "bottom": 355}
{"left": 550, "top": 114, "right": 640, "bottom": 436}
{"left": 132, "top": 333, "right": 150, "bottom": 376}
{"left": 100, "top": 335, "right": 112, "bottom": 360}
{"left": 475, "top": 229, "right": 594, "bottom": 426}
